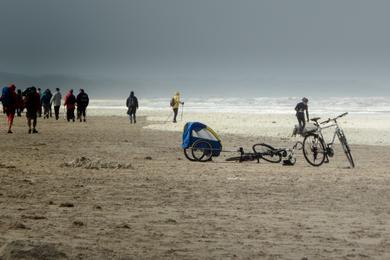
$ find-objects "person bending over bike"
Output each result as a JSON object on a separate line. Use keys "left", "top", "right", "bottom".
{"left": 295, "top": 97, "right": 309, "bottom": 133}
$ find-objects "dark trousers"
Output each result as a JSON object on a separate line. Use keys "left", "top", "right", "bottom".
{"left": 77, "top": 107, "right": 87, "bottom": 121}
{"left": 173, "top": 108, "right": 179, "bottom": 122}
{"left": 128, "top": 107, "right": 136, "bottom": 123}
{"left": 297, "top": 113, "right": 305, "bottom": 132}
{"left": 54, "top": 106, "right": 60, "bottom": 120}
{"left": 43, "top": 105, "right": 50, "bottom": 118}
{"left": 67, "top": 108, "right": 75, "bottom": 122}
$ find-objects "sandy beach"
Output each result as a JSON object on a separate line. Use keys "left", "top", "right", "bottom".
{"left": 1, "top": 114, "right": 390, "bottom": 259}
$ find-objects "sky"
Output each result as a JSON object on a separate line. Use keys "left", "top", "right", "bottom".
{"left": 1, "top": 0, "right": 390, "bottom": 98}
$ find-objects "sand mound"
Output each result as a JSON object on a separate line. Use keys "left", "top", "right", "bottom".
{"left": 61, "top": 156, "right": 133, "bottom": 170}
{"left": 0, "top": 240, "right": 67, "bottom": 260}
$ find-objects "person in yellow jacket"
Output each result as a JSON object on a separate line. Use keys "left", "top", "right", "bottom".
{"left": 171, "top": 91, "right": 184, "bottom": 123}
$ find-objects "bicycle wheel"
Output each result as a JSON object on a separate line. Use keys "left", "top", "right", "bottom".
{"left": 191, "top": 140, "right": 213, "bottom": 162}
{"left": 302, "top": 134, "right": 326, "bottom": 166}
{"left": 252, "top": 143, "right": 282, "bottom": 163}
{"left": 183, "top": 148, "right": 197, "bottom": 161}
{"left": 337, "top": 130, "right": 355, "bottom": 168}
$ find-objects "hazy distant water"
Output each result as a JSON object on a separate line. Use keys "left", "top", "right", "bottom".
{"left": 87, "top": 97, "right": 390, "bottom": 116}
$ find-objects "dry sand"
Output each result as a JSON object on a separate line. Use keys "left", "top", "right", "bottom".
{"left": 1, "top": 115, "right": 390, "bottom": 259}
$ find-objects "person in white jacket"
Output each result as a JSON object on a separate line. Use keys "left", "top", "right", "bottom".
{"left": 50, "top": 88, "right": 62, "bottom": 120}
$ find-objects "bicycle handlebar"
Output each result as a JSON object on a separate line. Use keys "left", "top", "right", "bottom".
{"left": 320, "top": 112, "right": 348, "bottom": 125}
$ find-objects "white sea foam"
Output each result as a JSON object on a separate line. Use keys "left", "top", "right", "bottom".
{"left": 88, "top": 97, "right": 390, "bottom": 115}
{"left": 86, "top": 97, "right": 390, "bottom": 145}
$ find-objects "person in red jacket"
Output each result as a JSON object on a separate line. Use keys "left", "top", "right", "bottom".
{"left": 24, "top": 86, "right": 41, "bottom": 134}
{"left": 1, "top": 84, "right": 17, "bottom": 133}
{"left": 64, "top": 89, "right": 76, "bottom": 122}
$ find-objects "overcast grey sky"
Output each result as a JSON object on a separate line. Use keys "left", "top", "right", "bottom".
{"left": 1, "top": 0, "right": 389, "bottom": 97}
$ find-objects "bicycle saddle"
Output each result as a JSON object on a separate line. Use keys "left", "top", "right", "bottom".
{"left": 310, "top": 117, "right": 321, "bottom": 122}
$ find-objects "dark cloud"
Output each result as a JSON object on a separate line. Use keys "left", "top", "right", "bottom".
{"left": 1, "top": 0, "right": 390, "bottom": 97}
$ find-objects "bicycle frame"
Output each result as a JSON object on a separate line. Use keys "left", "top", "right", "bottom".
{"left": 316, "top": 122, "right": 340, "bottom": 147}
{"left": 309, "top": 113, "right": 348, "bottom": 158}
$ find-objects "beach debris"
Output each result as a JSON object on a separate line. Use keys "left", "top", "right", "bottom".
{"left": 21, "top": 215, "right": 47, "bottom": 220}
{"left": 73, "top": 221, "right": 84, "bottom": 227}
{"left": 165, "top": 218, "right": 177, "bottom": 224}
{"left": 12, "top": 223, "right": 29, "bottom": 230}
{"left": 144, "top": 156, "right": 152, "bottom": 160}
{"left": 93, "top": 205, "right": 102, "bottom": 210}
{"left": 117, "top": 224, "right": 131, "bottom": 229}
{"left": 59, "top": 202, "right": 74, "bottom": 208}
{"left": 61, "top": 156, "right": 133, "bottom": 170}
{"left": 0, "top": 163, "right": 16, "bottom": 169}
{"left": 0, "top": 240, "right": 68, "bottom": 260}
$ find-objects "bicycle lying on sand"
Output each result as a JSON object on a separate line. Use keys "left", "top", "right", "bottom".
{"left": 302, "top": 112, "right": 355, "bottom": 168}
{"left": 182, "top": 122, "right": 302, "bottom": 165}
{"left": 225, "top": 142, "right": 302, "bottom": 165}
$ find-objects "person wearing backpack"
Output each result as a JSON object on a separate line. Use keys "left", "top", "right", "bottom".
{"left": 1, "top": 84, "right": 17, "bottom": 133}
{"left": 41, "top": 89, "right": 52, "bottom": 119}
{"left": 76, "top": 89, "right": 89, "bottom": 122}
{"left": 23, "top": 86, "right": 41, "bottom": 134}
{"left": 170, "top": 91, "right": 184, "bottom": 123}
{"left": 126, "top": 91, "right": 138, "bottom": 124}
{"left": 64, "top": 89, "right": 76, "bottom": 122}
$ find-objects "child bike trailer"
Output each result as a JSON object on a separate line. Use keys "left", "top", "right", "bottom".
{"left": 182, "top": 122, "right": 222, "bottom": 162}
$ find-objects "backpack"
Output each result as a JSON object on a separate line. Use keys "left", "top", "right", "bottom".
{"left": 170, "top": 98, "right": 175, "bottom": 107}
{"left": 128, "top": 96, "right": 136, "bottom": 107}
{"left": 78, "top": 93, "right": 89, "bottom": 106}
{"left": 23, "top": 87, "right": 37, "bottom": 108}
{"left": 1, "top": 86, "right": 10, "bottom": 106}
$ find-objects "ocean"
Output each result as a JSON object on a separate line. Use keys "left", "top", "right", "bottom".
{"left": 86, "top": 97, "right": 390, "bottom": 145}
{"left": 88, "top": 97, "right": 390, "bottom": 116}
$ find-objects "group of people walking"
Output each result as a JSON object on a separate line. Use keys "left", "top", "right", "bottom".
{"left": 0, "top": 84, "right": 90, "bottom": 133}
{"left": 3, "top": 84, "right": 309, "bottom": 134}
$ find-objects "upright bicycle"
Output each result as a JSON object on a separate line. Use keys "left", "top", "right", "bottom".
{"left": 302, "top": 112, "right": 355, "bottom": 168}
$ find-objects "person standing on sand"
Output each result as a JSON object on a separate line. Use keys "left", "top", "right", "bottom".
{"left": 24, "top": 86, "right": 40, "bottom": 134}
{"left": 76, "top": 89, "right": 89, "bottom": 122}
{"left": 126, "top": 91, "right": 139, "bottom": 124}
{"left": 1, "top": 84, "right": 17, "bottom": 133}
{"left": 41, "top": 89, "right": 52, "bottom": 119}
{"left": 16, "top": 89, "right": 24, "bottom": 117}
{"left": 295, "top": 97, "right": 310, "bottom": 133}
{"left": 50, "top": 88, "right": 62, "bottom": 120}
{"left": 170, "top": 91, "right": 184, "bottom": 123}
{"left": 64, "top": 89, "right": 76, "bottom": 122}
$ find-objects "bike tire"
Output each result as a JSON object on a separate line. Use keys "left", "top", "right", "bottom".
{"left": 183, "top": 148, "right": 197, "bottom": 161}
{"left": 191, "top": 140, "right": 213, "bottom": 162}
{"left": 337, "top": 130, "right": 355, "bottom": 168}
{"left": 302, "top": 134, "right": 326, "bottom": 167}
{"left": 252, "top": 143, "right": 282, "bottom": 163}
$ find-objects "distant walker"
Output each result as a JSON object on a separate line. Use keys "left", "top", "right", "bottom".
{"left": 126, "top": 91, "right": 138, "bottom": 124}
{"left": 170, "top": 91, "right": 184, "bottom": 123}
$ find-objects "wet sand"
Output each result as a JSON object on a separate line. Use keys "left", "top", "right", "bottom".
{"left": 1, "top": 115, "right": 390, "bottom": 259}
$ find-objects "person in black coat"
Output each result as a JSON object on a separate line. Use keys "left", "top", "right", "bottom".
{"left": 126, "top": 91, "right": 138, "bottom": 124}
{"left": 76, "top": 89, "right": 89, "bottom": 122}
{"left": 295, "top": 97, "right": 310, "bottom": 133}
